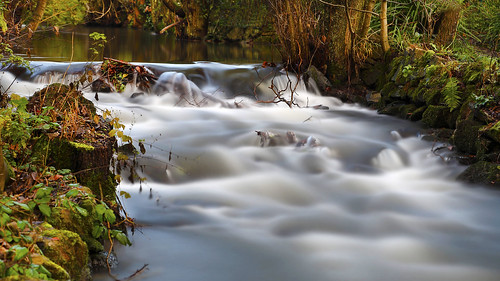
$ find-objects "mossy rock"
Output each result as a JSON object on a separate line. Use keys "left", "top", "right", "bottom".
{"left": 399, "top": 104, "right": 418, "bottom": 120}
{"left": 452, "top": 119, "right": 485, "bottom": 155}
{"left": 409, "top": 106, "right": 427, "bottom": 121}
{"left": 457, "top": 161, "right": 500, "bottom": 187}
{"left": 46, "top": 204, "right": 104, "bottom": 254}
{"left": 483, "top": 121, "right": 500, "bottom": 143}
{"left": 422, "top": 105, "right": 452, "bottom": 128}
{"left": 378, "top": 103, "right": 404, "bottom": 116}
{"left": 40, "top": 228, "right": 90, "bottom": 281}
{"left": 31, "top": 253, "right": 71, "bottom": 280}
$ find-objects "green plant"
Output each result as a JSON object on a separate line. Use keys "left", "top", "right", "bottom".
{"left": 89, "top": 32, "right": 107, "bottom": 61}
{"left": 442, "top": 77, "right": 461, "bottom": 111}
{"left": 402, "top": 64, "right": 415, "bottom": 78}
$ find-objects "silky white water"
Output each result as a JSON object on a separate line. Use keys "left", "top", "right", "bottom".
{"left": 2, "top": 62, "right": 500, "bottom": 281}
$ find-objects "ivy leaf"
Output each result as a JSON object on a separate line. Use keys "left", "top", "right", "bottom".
{"left": 95, "top": 204, "right": 106, "bottom": 217}
{"left": 65, "top": 189, "right": 80, "bottom": 198}
{"left": 13, "top": 201, "right": 30, "bottom": 211}
{"left": 120, "top": 191, "right": 131, "bottom": 199}
{"left": 75, "top": 206, "right": 88, "bottom": 217}
{"left": 114, "top": 231, "right": 132, "bottom": 246}
{"left": 11, "top": 245, "right": 29, "bottom": 261}
{"left": 92, "top": 225, "right": 104, "bottom": 238}
{"left": 104, "top": 209, "right": 116, "bottom": 224}
{"left": 38, "top": 204, "right": 51, "bottom": 217}
{"left": 1, "top": 205, "right": 12, "bottom": 214}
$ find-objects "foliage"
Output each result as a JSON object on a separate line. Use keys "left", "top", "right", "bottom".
{"left": 43, "top": 0, "right": 87, "bottom": 27}
{"left": 442, "top": 77, "right": 461, "bottom": 111}
{"left": 459, "top": 0, "right": 500, "bottom": 52}
{"left": 89, "top": 32, "right": 108, "bottom": 61}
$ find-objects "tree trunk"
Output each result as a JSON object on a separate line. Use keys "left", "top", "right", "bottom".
{"left": 324, "top": 0, "right": 366, "bottom": 83}
{"left": 27, "top": 0, "right": 48, "bottom": 39}
{"left": 435, "top": 1, "right": 462, "bottom": 46}
{"left": 359, "top": 0, "right": 377, "bottom": 39}
{"left": 380, "top": 0, "right": 390, "bottom": 53}
{"left": 184, "top": 0, "right": 209, "bottom": 39}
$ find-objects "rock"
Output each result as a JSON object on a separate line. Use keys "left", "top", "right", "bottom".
{"left": 452, "top": 119, "right": 484, "bottom": 155}
{"left": 39, "top": 227, "right": 91, "bottom": 281}
{"left": 422, "top": 105, "right": 452, "bottom": 128}
{"left": 483, "top": 121, "right": 500, "bottom": 143}
{"left": 304, "top": 65, "right": 332, "bottom": 94}
{"left": 91, "top": 77, "right": 113, "bottom": 93}
{"left": 46, "top": 201, "right": 105, "bottom": 254}
{"left": 366, "top": 92, "right": 381, "bottom": 104}
{"left": 457, "top": 161, "right": 500, "bottom": 187}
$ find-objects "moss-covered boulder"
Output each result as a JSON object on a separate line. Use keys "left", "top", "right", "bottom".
{"left": 452, "top": 119, "right": 485, "bottom": 155}
{"left": 422, "top": 105, "right": 453, "bottom": 128}
{"left": 39, "top": 228, "right": 90, "bottom": 281}
{"left": 31, "top": 254, "right": 71, "bottom": 280}
{"left": 457, "top": 161, "right": 500, "bottom": 187}
{"left": 46, "top": 202, "right": 104, "bottom": 254}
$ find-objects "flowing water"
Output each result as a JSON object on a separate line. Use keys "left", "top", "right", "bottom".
{"left": 3, "top": 27, "right": 500, "bottom": 281}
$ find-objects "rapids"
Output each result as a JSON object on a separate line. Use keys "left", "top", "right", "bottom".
{"left": 1, "top": 61, "right": 500, "bottom": 281}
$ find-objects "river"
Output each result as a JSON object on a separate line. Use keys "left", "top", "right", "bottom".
{"left": 3, "top": 27, "right": 500, "bottom": 281}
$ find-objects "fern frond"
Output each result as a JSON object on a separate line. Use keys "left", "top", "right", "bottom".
{"left": 443, "top": 77, "right": 461, "bottom": 111}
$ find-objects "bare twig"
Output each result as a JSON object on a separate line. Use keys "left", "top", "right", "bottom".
{"left": 316, "top": 0, "right": 379, "bottom": 16}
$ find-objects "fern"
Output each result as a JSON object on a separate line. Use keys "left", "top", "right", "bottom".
{"left": 443, "top": 77, "right": 461, "bottom": 111}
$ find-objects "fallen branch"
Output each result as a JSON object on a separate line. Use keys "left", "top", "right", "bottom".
{"left": 160, "top": 19, "right": 185, "bottom": 34}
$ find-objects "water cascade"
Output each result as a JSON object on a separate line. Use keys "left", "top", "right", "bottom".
{"left": 2, "top": 61, "right": 500, "bottom": 281}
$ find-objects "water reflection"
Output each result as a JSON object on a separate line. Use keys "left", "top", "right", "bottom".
{"left": 20, "top": 26, "right": 279, "bottom": 63}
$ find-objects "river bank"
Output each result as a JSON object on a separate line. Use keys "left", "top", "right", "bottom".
{"left": 0, "top": 80, "right": 132, "bottom": 280}
{"left": 321, "top": 47, "right": 499, "bottom": 187}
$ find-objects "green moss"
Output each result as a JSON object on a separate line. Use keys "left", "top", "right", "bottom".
{"left": 399, "top": 104, "right": 418, "bottom": 119}
{"left": 46, "top": 205, "right": 104, "bottom": 254}
{"left": 452, "top": 119, "right": 484, "bottom": 154}
{"left": 484, "top": 121, "right": 500, "bottom": 143}
{"left": 457, "top": 161, "right": 500, "bottom": 187}
{"left": 423, "top": 88, "right": 441, "bottom": 105}
{"left": 32, "top": 254, "right": 71, "bottom": 280}
{"left": 40, "top": 229, "right": 90, "bottom": 281}
{"left": 422, "top": 105, "right": 452, "bottom": 128}
{"left": 68, "top": 141, "right": 95, "bottom": 152}
{"left": 409, "top": 106, "right": 427, "bottom": 121}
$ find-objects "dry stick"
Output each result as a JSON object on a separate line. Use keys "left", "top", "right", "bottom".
{"left": 160, "top": 19, "right": 185, "bottom": 34}
{"left": 316, "top": 0, "right": 378, "bottom": 16}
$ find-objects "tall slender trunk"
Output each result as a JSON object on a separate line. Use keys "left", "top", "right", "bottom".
{"left": 380, "top": 0, "right": 390, "bottom": 53}
{"left": 27, "top": 0, "right": 48, "bottom": 39}
{"left": 360, "top": 0, "right": 377, "bottom": 39}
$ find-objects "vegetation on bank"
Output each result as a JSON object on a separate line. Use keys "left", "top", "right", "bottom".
{"left": 0, "top": 41, "right": 133, "bottom": 278}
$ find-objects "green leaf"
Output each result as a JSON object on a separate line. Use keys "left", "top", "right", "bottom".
{"left": 120, "top": 191, "right": 131, "bottom": 199}
{"left": 27, "top": 201, "right": 37, "bottom": 211}
{"left": 37, "top": 265, "right": 52, "bottom": 277}
{"left": 114, "top": 231, "right": 132, "bottom": 246}
{"left": 1, "top": 205, "right": 13, "bottom": 214}
{"left": 104, "top": 209, "right": 116, "bottom": 224}
{"left": 11, "top": 245, "right": 29, "bottom": 261}
{"left": 0, "top": 213, "right": 11, "bottom": 226}
{"left": 38, "top": 204, "right": 51, "bottom": 217}
{"left": 92, "top": 225, "right": 104, "bottom": 238}
{"left": 0, "top": 259, "right": 5, "bottom": 275}
{"left": 65, "top": 189, "right": 80, "bottom": 198}
{"left": 95, "top": 204, "right": 106, "bottom": 217}
{"left": 75, "top": 205, "right": 88, "bottom": 217}
{"left": 12, "top": 201, "right": 30, "bottom": 211}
